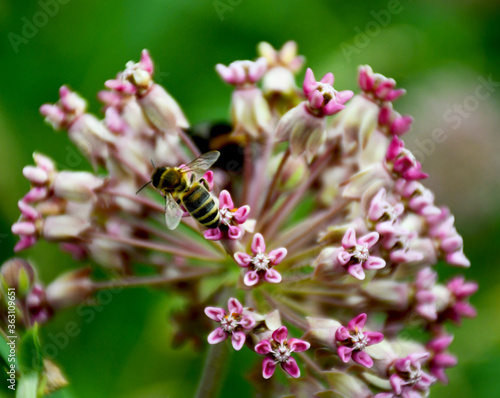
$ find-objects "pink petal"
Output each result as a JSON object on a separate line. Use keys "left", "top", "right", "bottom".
{"left": 228, "top": 298, "right": 243, "bottom": 314}
{"left": 233, "top": 205, "right": 250, "bottom": 223}
{"left": 365, "top": 331, "right": 384, "bottom": 345}
{"left": 386, "top": 135, "right": 404, "bottom": 161}
{"left": 227, "top": 225, "right": 243, "bottom": 240}
{"left": 364, "top": 256, "right": 386, "bottom": 270}
{"left": 251, "top": 233, "right": 266, "bottom": 254}
{"left": 204, "top": 228, "right": 222, "bottom": 241}
{"left": 357, "top": 232, "right": 379, "bottom": 249}
{"left": 262, "top": 357, "right": 277, "bottom": 379}
{"left": 255, "top": 340, "right": 272, "bottom": 355}
{"left": 348, "top": 313, "right": 367, "bottom": 330}
{"left": 272, "top": 326, "right": 288, "bottom": 344}
{"left": 264, "top": 269, "right": 282, "bottom": 284}
{"left": 335, "top": 326, "right": 350, "bottom": 342}
{"left": 204, "top": 307, "right": 225, "bottom": 321}
{"left": 140, "top": 49, "right": 154, "bottom": 74}
{"left": 243, "top": 270, "right": 260, "bottom": 286}
{"left": 342, "top": 228, "right": 357, "bottom": 248}
{"left": 320, "top": 72, "right": 334, "bottom": 85}
{"left": 240, "top": 315, "right": 256, "bottom": 330}
{"left": 390, "top": 374, "right": 403, "bottom": 395}
{"left": 309, "top": 90, "right": 324, "bottom": 109}
{"left": 207, "top": 327, "right": 227, "bottom": 345}
{"left": 322, "top": 101, "right": 345, "bottom": 115}
{"left": 288, "top": 338, "right": 310, "bottom": 353}
{"left": 427, "top": 335, "right": 454, "bottom": 352}
{"left": 336, "top": 90, "right": 354, "bottom": 104}
{"left": 433, "top": 353, "right": 457, "bottom": 368}
{"left": 202, "top": 171, "right": 214, "bottom": 191}
{"left": 337, "top": 345, "right": 353, "bottom": 363}
{"left": 219, "top": 190, "right": 234, "bottom": 209}
{"left": 268, "top": 248, "right": 287, "bottom": 265}
{"left": 358, "top": 66, "right": 374, "bottom": 91}
{"left": 231, "top": 331, "right": 246, "bottom": 351}
{"left": 234, "top": 252, "right": 252, "bottom": 267}
{"left": 352, "top": 350, "right": 373, "bottom": 368}
{"left": 303, "top": 68, "right": 317, "bottom": 97}
{"left": 14, "top": 236, "right": 36, "bottom": 252}
{"left": 282, "top": 356, "right": 300, "bottom": 378}
{"left": 337, "top": 250, "right": 352, "bottom": 265}
{"left": 347, "top": 263, "right": 365, "bottom": 280}
{"left": 391, "top": 115, "right": 413, "bottom": 136}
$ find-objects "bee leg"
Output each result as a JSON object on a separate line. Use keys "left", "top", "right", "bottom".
{"left": 199, "top": 178, "right": 210, "bottom": 190}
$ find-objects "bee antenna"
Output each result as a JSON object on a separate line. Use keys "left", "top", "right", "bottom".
{"left": 150, "top": 159, "right": 156, "bottom": 168}
{"left": 136, "top": 181, "right": 152, "bottom": 195}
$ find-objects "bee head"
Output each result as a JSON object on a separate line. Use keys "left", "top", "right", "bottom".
{"left": 151, "top": 167, "right": 166, "bottom": 189}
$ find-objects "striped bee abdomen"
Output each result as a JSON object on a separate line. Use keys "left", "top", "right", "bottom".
{"left": 182, "top": 185, "right": 220, "bottom": 229}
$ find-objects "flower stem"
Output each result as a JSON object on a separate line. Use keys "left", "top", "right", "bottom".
{"left": 178, "top": 127, "right": 202, "bottom": 158}
{"left": 91, "top": 232, "right": 224, "bottom": 261}
{"left": 258, "top": 147, "right": 290, "bottom": 218}
{"left": 91, "top": 267, "right": 222, "bottom": 290}
{"left": 195, "top": 287, "right": 234, "bottom": 398}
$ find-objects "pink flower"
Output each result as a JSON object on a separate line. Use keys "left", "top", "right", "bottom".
{"left": 378, "top": 103, "right": 414, "bottom": 136}
{"left": 386, "top": 136, "right": 428, "bottom": 181}
{"left": 427, "top": 334, "right": 457, "bottom": 384}
{"left": 204, "top": 190, "right": 250, "bottom": 241}
{"left": 204, "top": 298, "right": 255, "bottom": 351}
{"left": 368, "top": 188, "right": 404, "bottom": 236}
{"left": 376, "top": 353, "right": 435, "bottom": 398}
{"left": 234, "top": 233, "right": 287, "bottom": 286}
{"left": 216, "top": 58, "right": 267, "bottom": 87}
{"left": 444, "top": 276, "right": 478, "bottom": 324}
{"left": 415, "top": 268, "right": 439, "bottom": 321}
{"left": 303, "top": 68, "right": 354, "bottom": 117}
{"left": 254, "top": 326, "right": 310, "bottom": 379}
{"left": 335, "top": 313, "right": 384, "bottom": 368}
{"left": 276, "top": 68, "right": 353, "bottom": 161}
{"left": 358, "top": 65, "right": 406, "bottom": 102}
{"left": 337, "top": 228, "right": 386, "bottom": 280}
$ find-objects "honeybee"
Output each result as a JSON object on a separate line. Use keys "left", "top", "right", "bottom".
{"left": 137, "top": 151, "right": 220, "bottom": 230}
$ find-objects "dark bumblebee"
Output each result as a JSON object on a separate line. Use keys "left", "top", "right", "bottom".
{"left": 138, "top": 151, "right": 220, "bottom": 230}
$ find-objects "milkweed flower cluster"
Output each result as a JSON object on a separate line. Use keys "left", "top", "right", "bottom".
{"left": 4, "top": 42, "right": 476, "bottom": 397}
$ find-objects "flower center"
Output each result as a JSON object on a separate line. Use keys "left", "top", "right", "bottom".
{"left": 401, "top": 366, "right": 422, "bottom": 387}
{"left": 317, "top": 82, "right": 335, "bottom": 102}
{"left": 350, "top": 330, "right": 368, "bottom": 350}
{"left": 219, "top": 207, "right": 235, "bottom": 225}
{"left": 220, "top": 313, "right": 239, "bottom": 332}
{"left": 272, "top": 343, "right": 292, "bottom": 363}
{"left": 252, "top": 253, "right": 271, "bottom": 271}
{"left": 352, "top": 244, "right": 369, "bottom": 262}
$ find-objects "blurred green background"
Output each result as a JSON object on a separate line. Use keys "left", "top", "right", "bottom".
{"left": 1, "top": 0, "right": 499, "bottom": 397}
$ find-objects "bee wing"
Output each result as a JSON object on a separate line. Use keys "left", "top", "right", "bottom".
{"left": 179, "top": 151, "right": 220, "bottom": 180}
{"left": 164, "top": 194, "right": 183, "bottom": 230}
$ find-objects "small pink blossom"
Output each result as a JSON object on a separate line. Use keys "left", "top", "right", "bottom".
{"left": 303, "top": 68, "right": 354, "bottom": 116}
{"left": 368, "top": 188, "right": 404, "bottom": 236}
{"left": 254, "top": 326, "right": 310, "bottom": 379}
{"left": 234, "top": 233, "right": 287, "bottom": 286}
{"left": 376, "top": 353, "right": 435, "bottom": 398}
{"left": 204, "top": 298, "right": 255, "bottom": 351}
{"left": 216, "top": 58, "right": 267, "bottom": 87}
{"left": 378, "top": 103, "right": 413, "bottom": 136}
{"left": 335, "top": 313, "right": 384, "bottom": 368}
{"left": 337, "top": 228, "right": 386, "bottom": 280}
{"left": 386, "top": 136, "right": 428, "bottom": 181}
{"left": 443, "top": 276, "right": 478, "bottom": 324}
{"left": 204, "top": 190, "right": 250, "bottom": 241}
{"left": 427, "top": 334, "right": 457, "bottom": 384}
{"left": 359, "top": 65, "right": 406, "bottom": 102}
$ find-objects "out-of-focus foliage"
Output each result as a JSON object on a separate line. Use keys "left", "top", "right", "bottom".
{"left": 0, "top": 0, "right": 499, "bottom": 396}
